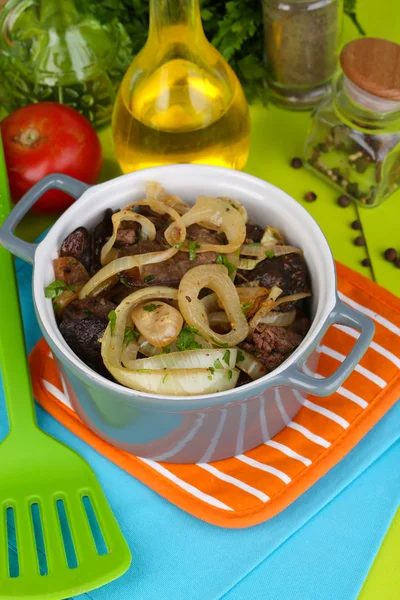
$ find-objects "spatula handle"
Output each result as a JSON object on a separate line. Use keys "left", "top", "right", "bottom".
{"left": 0, "top": 136, "right": 38, "bottom": 432}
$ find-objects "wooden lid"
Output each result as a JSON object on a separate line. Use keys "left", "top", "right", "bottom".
{"left": 340, "top": 38, "right": 400, "bottom": 101}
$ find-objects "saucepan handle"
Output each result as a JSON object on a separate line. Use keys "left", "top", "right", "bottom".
{"left": 0, "top": 174, "right": 90, "bottom": 264}
{"left": 284, "top": 299, "right": 375, "bottom": 397}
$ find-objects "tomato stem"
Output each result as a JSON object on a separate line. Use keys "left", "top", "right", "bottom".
{"left": 15, "top": 128, "right": 41, "bottom": 146}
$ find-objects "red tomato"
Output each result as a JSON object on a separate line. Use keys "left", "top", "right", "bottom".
{"left": 1, "top": 102, "right": 102, "bottom": 214}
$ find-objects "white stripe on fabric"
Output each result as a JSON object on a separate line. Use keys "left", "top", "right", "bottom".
{"left": 199, "top": 463, "right": 270, "bottom": 503}
{"left": 275, "top": 389, "right": 290, "bottom": 425}
{"left": 302, "top": 364, "right": 368, "bottom": 409}
{"left": 338, "top": 292, "right": 400, "bottom": 336}
{"left": 236, "top": 455, "right": 291, "bottom": 484}
{"left": 151, "top": 414, "right": 206, "bottom": 461}
{"left": 293, "top": 389, "right": 349, "bottom": 429}
{"left": 138, "top": 458, "right": 233, "bottom": 511}
{"left": 199, "top": 409, "right": 227, "bottom": 464}
{"left": 235, "top": 403, "right": 247, "bottom": 456}
{"left": 333, "top": 324, "right": 400, "bottom": 369}
{"left": 303, "top": 399, "right": 350, "bottom": 429}
{"left": 259, "top": 396, "right": 269, "bottom": 440}
{"left": 265, "top": 440, "right": 312, "bottom": 467}
{"left": 319, "top": 345, "right": 386, "bottom": 389}
{"left": 42, "top": 379, "right": 73, "bottom": 409}
{"left": 288, "top": 422, "right": 331, "bottom": 448}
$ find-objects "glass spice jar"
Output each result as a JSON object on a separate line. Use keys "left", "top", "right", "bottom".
{"left": 304, "top": 38, "right": 400, "bottom": 207}
{"left": 262, "top": 0, "right": 343, "bottom": 110}
{"left": 0, "top": 0, "right": 132, "bottom": 129}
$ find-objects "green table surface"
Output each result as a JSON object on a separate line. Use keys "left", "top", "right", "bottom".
{"left": 12, "top": 0, "right": 399, "bottom": 597}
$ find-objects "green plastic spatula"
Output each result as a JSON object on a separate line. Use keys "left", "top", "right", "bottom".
{"left": 0, "top": 136, "right": 131, "bottom": 598}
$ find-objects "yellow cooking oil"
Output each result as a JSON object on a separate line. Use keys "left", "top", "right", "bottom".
{"left": 112, "top": 2, "right": 251, "bottom": 173}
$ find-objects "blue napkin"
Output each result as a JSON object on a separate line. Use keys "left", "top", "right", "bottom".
{"left": 0, "top": 254, "right": 397, "bottom": 600}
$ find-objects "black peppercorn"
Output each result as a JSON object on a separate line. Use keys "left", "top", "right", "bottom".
{"left": 291, "top": 157, "right": 303, "bottom": 169}
{"left": 394, "top": 257, "right": 400, "bottom": 269}
{"left": 338, "top": 194, "right": 350, "bottom": 207}
{"left": 354, "top": 236, "right": 366, "bottom": 246}
{"left": 384, "top": 248, "right": 398, "bottom": 262}
{"left": 304, "top": 191, "right": 317, "bottom": 202}
{"left": 361, "top": 258, "right": 371, "bottom": 267}
{"left": 351, "top": 220, "right": 362, "bottom": 230}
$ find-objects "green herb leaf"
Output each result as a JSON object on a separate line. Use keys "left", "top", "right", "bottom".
{"left": 216, "top": 253, "right": 236, "bottom": 275}
{"left": 137, "top": 368, "right": 152, "bottom": 373}
{"left": 68, "top": 259, "right": 78, "bottom": 265}
{"left": 241, "top": 302, "right": 252, "bottom": 313}
{"left": 161, "top": 344, "right": 171, "bottom": 354}
{"left": 188, "top": 241, "right": 200, "bottom": 261}
{"left": 208, "top": 366, "right": 215, "bottom": 375}
{"left": 120, "top": 276, "right": 132, "bottom": 288}
{"left": 53, "top": 302, "right": 60, "bottom": 313}
{"left": 143, "top": 304, "right": 158, "bottom": 312}
{"left": 144, "top": 274, "right": 155, "bottom": 283}
{"left": 237, "top": 350, "right": 245, "bottom": 363}
{"left": 162, "top": 373, "right": 168, "bottom": 383}
{"left": 173, "top": 241, "right": 184, "bottom": 249}
{"left": 208, "top": 375, "right": 213, "bottom": 380}
{"left": 124, "top": 326, "right": 139, "bottom": 345}
{"left": 223, "top": 349, "right": 231, "bottom": 365}
{"left": 214, "top": 358, "right": 224, "bottom": 369}
{"left": 44, "top": 280, "right": 68, "bottom": 299}
{"left": 108, "top": 310, "right": 117, "bottom": 334}
{"left": 264, "top": 250, "right": 274, "bottom": 258}
{"left": 175, "top": 326, "right": 202, "bottom": 352}
{"left": 227, "top": 370, "right": 233, "bottom": 380}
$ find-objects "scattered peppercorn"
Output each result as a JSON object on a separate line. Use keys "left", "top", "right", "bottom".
{"left": 351, "top": 219, "right": 362, "bottom": 230}
{"left": 354, "top": 236, "right": 366, "bottom": 247}
{"left": 291, "top": 157, "right": 303, "bottom": 169}
{"left": 384, "top": 248, "right": 397, "bottom": 262}
{"left": 338, "top": 194, "right": 350, "bottom": 207}
{"left": 394, "top": 257, "right": 400, "bottom": 269}
{"left": 304, "top": 191, "right": 317, "bottom": 202}
{"left": 361, "top": 258, "right": 371, "bottom": 267}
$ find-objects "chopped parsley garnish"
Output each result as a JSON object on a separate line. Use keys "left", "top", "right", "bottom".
{"left": 265, "top": 250, "right": 274, "bottom": 258}
{"left": 227, "top": 370, "right": 233, "bottom": 380}
{"left": 53, "top": 302, "right": 61, "bottom": 313}
{"left": 176, "top": 326, "right": 202, "bottom": 352}
{"left": 237, "top": 350, "right": 245, "bottom": 363}
{"left": 120, "top": 276, "right": 132, "bottom": 288}
{"left": 173, "top": 241, "right": 184, "bottom": 249}
{"left": 162, "top": 374, "right": 168, "bottom": 384}
{"left": 241, "top": 302, "right": 252, "bottom": 313}
{"left": 214, "top": 358, "right": 224, "bottom": 369}
{"left": 144, "top": 274, "right": 155, "bottom": 283}
{"left": 161, "top": 344, "right": 171, "bottom": 354}
{"left": 108, "top": 310, "right": 117, "bottom": 333}
{"left": 68, "top": 259, "right": 78, "bottom": 265}
{"left": 124, "top": 326, "right": 139, "bottom": 345}
{"left": 223, "top": 349, "right": 231, "bottom": 365}
{"left": 188, "top": 241, "right": 200, "bottom": 261}
{"left": 44, "top": 280, "right": 69, "bottom": 298}
{"left": 208, "top": 375, "right": 213, "bottom": 380}
{"left": 143, "top": 304, "right": 158, "bottom": 312}
{"left": 137, "top": 369, "right": 152, "bottom": 373}
{"left": 208, "top": 366, "right": 215, "bottom": 375}
{"left": 216, "top": 253, "right": 236, "bottom": 276}
{"left": 211, "top": 337, "right": 229, "bottom": 348}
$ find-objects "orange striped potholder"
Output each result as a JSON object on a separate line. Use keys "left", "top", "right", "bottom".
{"left": 29, "top": 264, "right": 400, "bottom": 528}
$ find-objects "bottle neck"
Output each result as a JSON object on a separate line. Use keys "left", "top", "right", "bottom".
{"left": 149, "top": 0, "right": 204, "bottom": 40}
{"left": 333, "top": 74, "right": 400, "bottom": 133}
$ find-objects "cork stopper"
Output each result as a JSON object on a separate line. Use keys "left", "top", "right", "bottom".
{"left": 340, "top": 38, "right": 400, "bottom": 101}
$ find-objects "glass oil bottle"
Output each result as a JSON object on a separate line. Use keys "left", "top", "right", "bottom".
{"left": 112, "top": 0, "right": 251, "bottom": 173}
